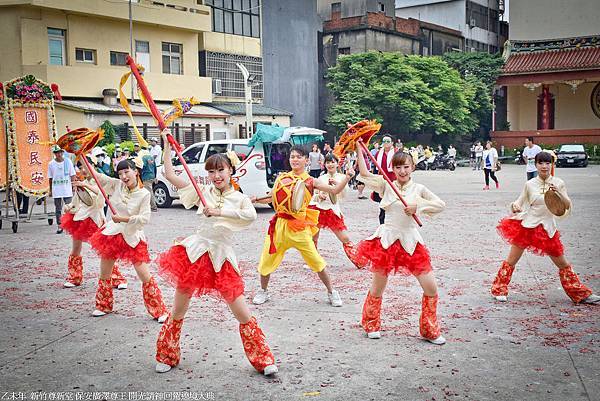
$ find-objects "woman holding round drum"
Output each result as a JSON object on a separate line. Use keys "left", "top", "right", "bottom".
{"left": 308, "top": 153, "right": 362, "bottom": 267}
{"left": 252, "top": 145, "right": 354, "bottom": 307}
{"left": 492, "top": 150, "right": 599, "bottom": 304}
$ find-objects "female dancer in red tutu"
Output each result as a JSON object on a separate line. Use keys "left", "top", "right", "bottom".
{"left": 86, "top": 159, "right": 168, "bottom": 321}
{"left": 492, "top": 151, "right": 599, "bottom": 304}
{"left": 354, "top": 145, "right": 447, "bottom": 345}
{"left": 61, "top": 163, "right": 127, "bottom": 289}
{"left": 154, "top": 130, "right": 277, "bottom": 376}
{"left": 308, "top": 153, "right": 360, "bottom": 266}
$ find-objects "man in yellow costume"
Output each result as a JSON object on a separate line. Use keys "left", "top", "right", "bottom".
{"left": 252, "top": 145, "right": 354, "bottom": 307}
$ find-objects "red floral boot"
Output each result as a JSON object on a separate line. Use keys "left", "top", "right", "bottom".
{"left": 94, "top": 278, "right": 114, "bottom": 314}
{"left": 344, "top": 241, "right": 366, "bottom": 269}
{"left": 420, "top": 294, "right": 442, "bottom": 342}
{"left": 142, "top": 276, "right": 168, "bottom": 320}
{"left": 361, "top": 291, "right": 382, "bottom": 335}
{"left": 111, "top": 264, "right": 128, "bottom": 289}
{"left": 239, "top": 317, "right": 276, "bottom": 374}
{"left": 559, "top": 265, "right": 593, "bottom": 303}
{"left": 156, "top": 317, "right": 184, "bottom": 368}
{"left": 491, "top": 261, "right": 515, "bottom": 297}
{"left": 65, "top": 254, "right": 83, "bottom": 287}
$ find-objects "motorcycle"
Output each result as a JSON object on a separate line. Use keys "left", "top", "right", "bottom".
{"left": 514, "top": 148, "right": 525, "bottom": 165}
{"left": 431, "top": 154, "right": 456, "bottom": 171}
{"left": 415, "top": 154, "right": 428, "bottom": 170}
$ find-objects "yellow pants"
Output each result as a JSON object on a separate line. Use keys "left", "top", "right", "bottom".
{"left": 257, "top": 218, "right": 326, "bottom": 276}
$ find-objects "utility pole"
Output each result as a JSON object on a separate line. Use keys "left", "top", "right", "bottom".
{"left": 236, "top": 63, "right": 253, "bottom": 138}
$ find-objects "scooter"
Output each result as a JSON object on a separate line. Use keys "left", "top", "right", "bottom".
{"left": 416, "top": 154, "right": 427, "bottom": 170}
{"left": 514, "top": 148, "right": 525, "bottom": 165}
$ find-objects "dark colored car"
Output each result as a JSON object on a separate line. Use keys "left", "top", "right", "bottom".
{"left": 556, "top": 144, "right": 588, "bottom": 167}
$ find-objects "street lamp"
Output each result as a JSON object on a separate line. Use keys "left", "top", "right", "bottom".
{"left": 236, "top": 63, "right": 255, "bottom": 138}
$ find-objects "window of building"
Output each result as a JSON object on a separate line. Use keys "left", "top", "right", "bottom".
{"left": 331, "top": 2, "right": 341, "bottom": 13}
{"left": 75, "top": 48, "right": 96, "bottom": 63}
{"left": 199, "top": 51, "right": 263, "bottom": 99}
{"left": 466, "top": 0, "right": 498, "bottom": 32}
{"left": 48, "top": 28, "right": 66, "bottom": 65}
{"left": 110, "top": 51, "right": 128, "bottom": 66}
{"left": 338, "top": 47, "right": 350, "bottom": 55}
{"left": 378, "top": 2, "right": 385, "bottom": 12}
{"left": 162, "top": 42, "right": 183, "bottom": 74}
{"left": 135, "top": 40, "right": 150, "bottom": 71}
{"left": 205, "top": 0, "right": 260, "bottom": 38}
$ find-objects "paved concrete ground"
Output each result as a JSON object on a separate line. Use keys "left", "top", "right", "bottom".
{"left": 1, "top": 164, "right": 599, "bottom": 401}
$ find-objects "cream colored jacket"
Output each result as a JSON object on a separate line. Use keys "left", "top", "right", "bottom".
{"left": 97, "top": 175, "right": 151, "bottom": 248}
{"left": 510, "top": 175, "right": 571, "bottom": 238}
{"left": 63, "top": 178, "right": 105, "bottom": 228}
{"left": 309, "top": 172, "right": 347, "bottom": 217}
{"left": 177, "top": 184, "right": 257, "bottom": 274}
{"left": 357, "top": 175, "right": 445, "bottom": 255}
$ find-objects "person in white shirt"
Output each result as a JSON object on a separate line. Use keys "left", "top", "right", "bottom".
{"left": 482, "top": 141, "right": 499, "bottom": 190}
{"left": 48, "top": 146, "right": 76, "bottom": 234}
{"left": 447, "top": 145, "right": 457, "bottom": 158}
{"left": 492, "top": 151, "right": 599, "bottom": 304}
{"left": 154, "top": 129, "right": 278, "bottom": 376}
{"left": 149, "top": 138, "right": 162, "bottom": 163}
{"left": 354, "top": 145, "right": 447, "bottom": 345}
{"left": 522, "top": 136, "right": 542, "bottom": 180}
{"left": 60, "top": 163, "right": 127, "bottom": 290}
{"left": 86, "top": 158, "right": 169, "bottom": 322}
{"left": 474, "top": 141, "right": 484, "bottom": 171}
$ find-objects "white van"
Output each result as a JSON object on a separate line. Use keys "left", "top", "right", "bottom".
{"left": 154, "top": 138, "right": 296, "bottom": 208}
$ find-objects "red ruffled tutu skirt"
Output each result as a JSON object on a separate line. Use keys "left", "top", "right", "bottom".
{"left": 157, "top": 245, "right": 244, "bottom": 303}
{"left": 497, "top": 218, "right": 564, "bottom": 257}
{"left": 356, "top": 237, "right": 432, "bottom": 276}
{"left": 89, "top": 231, "right": 151, "bottom": 264}
{"left": 309, "top": 205, "right": 347, "bottom": 231}
{"left": 60, "top": 213, "right": 100, "bottom": 242}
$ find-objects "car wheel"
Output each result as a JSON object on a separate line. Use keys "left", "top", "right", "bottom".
{"left": 154, "top": 183, "right": 173, "bottom": 208}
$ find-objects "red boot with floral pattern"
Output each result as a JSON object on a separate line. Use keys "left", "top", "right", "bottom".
{"left": 239, "top": 317, "right": 278, "bottom": 375}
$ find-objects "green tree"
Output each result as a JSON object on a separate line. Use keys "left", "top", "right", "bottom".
{"left": 98, "top": 120, "right": 117, "bottom": 146}
{"left": 326, "top": 52, "right": 475, "bottom": 140}
{"left": 443, "top": 52, "right": 505, "bottom": 137}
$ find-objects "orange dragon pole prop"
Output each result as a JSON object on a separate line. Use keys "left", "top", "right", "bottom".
{"left": 56, "top": 128, "right": 117, "bottom": 215}
{"left": 125, "top": 56, "right": 208, "bottom": 207}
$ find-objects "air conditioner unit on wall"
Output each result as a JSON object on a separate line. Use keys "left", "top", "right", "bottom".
{"left": 213, "top": 79, "right": 222, "bottom": 94}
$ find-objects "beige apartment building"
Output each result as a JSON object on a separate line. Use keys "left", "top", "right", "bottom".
{"left": 0, "top": 0, "right": 291, "bottom": 141}
{"left": 492, "top": 0, "right": 600, "bottom": 147}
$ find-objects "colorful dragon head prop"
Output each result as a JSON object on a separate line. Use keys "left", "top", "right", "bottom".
{"left": 56, "top": 127, "right": 104, "bottom": 157}
{"left": 333, "top": 120, "right": 382, "bottom": 159}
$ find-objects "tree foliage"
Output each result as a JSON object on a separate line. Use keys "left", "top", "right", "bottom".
{"left": 98, "top": 120, "right": 117, "bottom": 147}
{"left": 326, "top": 52, "right": 477, "bottom": 140}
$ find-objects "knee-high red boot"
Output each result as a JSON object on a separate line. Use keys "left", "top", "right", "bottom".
{"left": 65, "top": 254, "right": 83, "bottom": 286}
{"left": 559, "top": 265, "right": 593, "bottom": 303}
{"left": 419, "top": 294, "right": 442, "bottom": 341}
{"left": 156, "top": 316, "right": 184, "bottom": 368}
{"left": 239, "top": 317, "right": 276, "bottom": 374}
{"left": 361, "top": 291, "right": 382, "bottom": 334}
{"left": 94, "top": 278, "right": 114, "bottom": 314}
{"left": 111, "top": 264, "right": 128, "bottom": 288}
{"left": 142, "top": 276, "right": 168, "bottom": 319}
{"left": 491, "top": 261, "right": 516, "bottom": 297}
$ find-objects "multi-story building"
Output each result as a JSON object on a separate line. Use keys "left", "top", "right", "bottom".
{"left": 395, "top": 0, "right": 507, "bottom": 54}
{"left": 492, "top": 0, "right": 600, "bottom": 147}
{"left": 317, "top": 0, "right": 463, "bottom": 130}
{"left": 0, "top": 0, "right": 291, "bottom": 141}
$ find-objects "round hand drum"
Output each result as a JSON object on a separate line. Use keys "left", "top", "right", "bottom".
{"left": 544, "top": 189, "right": 567, "bottom": 217}
{"left": 76, "top": 186, "right": 94, "bottom": 207}
{"left": 272, "top": 174, "right": 307, "bottom": 214}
